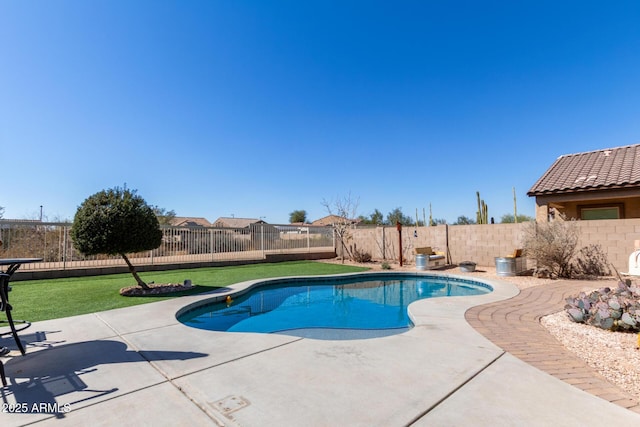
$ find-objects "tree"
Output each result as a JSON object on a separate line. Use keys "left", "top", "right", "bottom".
{"left": 152, "top": 206, "right": 177, "bottom": 225}
{"left": 321, "top": 193, "right": 359, "bottom": 262}
{"left": 289, "top": 210, "right": 308, "bottom": 223}
{"left": 500, "top": 214, "right": 534, "bottom": 223}
{"left": 453, "top": 215, "right": 476, "bottom": 225}
{"left": 358, "top": 209, "right": 384, "bottom": 225}
{"left": 71, "top": 187, "right": 163, "bottom": 289}
{"left": 0, "top": 206, "right": 4, "bottom": 219}
{"left": 386, "top": 207, "right": 413, "bottom": 226}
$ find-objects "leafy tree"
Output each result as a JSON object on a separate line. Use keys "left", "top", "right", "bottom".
{"left": 152, "top": 206, "right": 177, "bottom": 225}
{"left": 358, "top": 209, "right": 384, "bottom": 225}
{"left": 453, "top": 215, "right": 476, "bottom": 225}
{"left": 370, "top": 209, "right": 384, "bottom": 225}
{"left": 71, "top": 187, "right": 163, "bottom": 289}
{"left": 289, "top": 210, "right": 308, "bottom": 223}
{"left": 500, "top": 214, "right": 535, "bottom": 223}
{"left": 386, "top": 207, "right": 414, "bottom": 226}
{"left": 432, "top": 218, "right": 447, "bottom": 225}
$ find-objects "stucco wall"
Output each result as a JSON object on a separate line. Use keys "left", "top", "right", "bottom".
{"left": 534, "top": 190, "right": 640, "bottom": 222}
{"left": 350, "top": 219, "right": 640, "bottom": 273}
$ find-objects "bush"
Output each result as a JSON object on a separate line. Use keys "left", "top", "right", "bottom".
{"left": 522, "top": 220, "right": 579, "bottom": 278}
{"left": 565, "top": 281, "right": 640, "bottom": 332}
{"left": 349, "top": 243, "right": 371, "bottom": 263}
{"left": 572, "top": 244, "right": 611, "bottom": 277}
{"left": 351, "top": 248, "right": 372, "bottom": 263}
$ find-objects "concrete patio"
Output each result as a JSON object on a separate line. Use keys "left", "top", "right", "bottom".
{"left": 2, "top": 272, "right": 640, "bottom": 426}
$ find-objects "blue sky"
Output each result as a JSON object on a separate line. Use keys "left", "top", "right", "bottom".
{"left": 2, "top": 1, "right": 639, "bottom": 224}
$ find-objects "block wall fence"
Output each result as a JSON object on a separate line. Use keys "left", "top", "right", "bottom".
{"left": 348, "top": 218, "right": 640, "bottom": 274}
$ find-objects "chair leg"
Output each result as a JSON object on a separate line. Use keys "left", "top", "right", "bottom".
{"left": 4, "top": 309, "right": 26, "bottom": 355}
{"left": 0, "top": 359, "right": 6, "bottom": 387}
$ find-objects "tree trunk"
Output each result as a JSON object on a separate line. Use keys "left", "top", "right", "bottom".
{"left": 121, "top": 253, "right": 149, "bottom": 290}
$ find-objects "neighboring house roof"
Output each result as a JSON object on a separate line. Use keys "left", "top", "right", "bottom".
{"left": 212, "top": 217, "right": 266, "bottom": 228}
{"left": 169, "top": 217, "right": 212, "bottom": 227}
{"left": 311, "top": 215, "right": 358, "bottom": 226}
{"left": 528, "top": 144, "right": 640, "bottom": 196}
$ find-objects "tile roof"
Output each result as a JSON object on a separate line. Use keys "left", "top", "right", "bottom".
{"left": 169, "top": 217, "right": 212, "bottom": 227}
{"left": 311, "top": 215, "right": 359, "bottom": 226}
{"left": 528, "top": 144, "right": 640, "bottom": 196}
{"left": 212, "top": 217, "right": 265, "bottom": 228}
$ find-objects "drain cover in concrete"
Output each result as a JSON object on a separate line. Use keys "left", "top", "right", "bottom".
{"left": 210, "top": 395, "right": 250, "bottom": 416}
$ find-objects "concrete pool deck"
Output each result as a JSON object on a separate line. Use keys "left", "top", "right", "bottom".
{"left": 2, "top": 272, "right": 640, "bottom": 426}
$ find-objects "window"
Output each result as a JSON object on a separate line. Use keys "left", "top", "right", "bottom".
{"left": 578, "top": 204, "right": 623, "bottom": 220}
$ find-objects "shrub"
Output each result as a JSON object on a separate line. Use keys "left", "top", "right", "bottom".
{"left": 348, "top": 243, "right": 371, "bottom": 263}
{"left": 381, "top": 262, "right": 392, "bottom": 270}
{"left": 351, "top": 247, "right": 372, "bottom": 263}
{"left": 522, "top": 219, "right": 579, "bottom": 279}
{"left": 565, "top": 281, "right": 640, "bottom": 332}
{"left": 572, "top": 244, "right": 611, "bottom": 277}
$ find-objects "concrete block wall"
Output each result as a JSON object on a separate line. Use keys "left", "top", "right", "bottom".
{"left": 350, "top": 226, "right": 448, "bottom": 263}
{"left": 575, "top": 218, "right": 640, "bottom": 274}
{"left": 351, "top": 219, "right": 640, "bottom": 273}
{"left": 447, "top": 223, "right": 529, "bottom": 267}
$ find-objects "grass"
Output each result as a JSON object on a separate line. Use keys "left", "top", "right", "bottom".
{"left": 9, "top": 261, "right": 369, "bottom": 322}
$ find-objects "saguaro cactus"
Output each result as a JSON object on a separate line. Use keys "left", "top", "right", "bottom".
{"left": 476, "top": 191, "right": 489, "bottom": 224}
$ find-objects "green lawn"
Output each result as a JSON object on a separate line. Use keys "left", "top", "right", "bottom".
{"left": 9, "top": 261, "right": 369, "bottom": 322}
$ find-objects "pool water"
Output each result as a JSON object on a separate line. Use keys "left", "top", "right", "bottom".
{"left": 178, "top": 274, "right": 491, "bottom": 339}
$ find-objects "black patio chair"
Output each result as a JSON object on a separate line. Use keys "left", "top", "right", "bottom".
{"left": 0, "top": 273, "right": 29, "bottom": 355}
{"left": 0, "top": 346, "right": 8, "bottom": 386}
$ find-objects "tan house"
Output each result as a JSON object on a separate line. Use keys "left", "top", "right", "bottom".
{"left": 311, "top": 215, "right": 359, "bottom": 227}
{"left": 169, "top": 217, "right": 212, "bottom": 227}
{"left": 212, "top": 217, "right": 266, "bottom": 228}
{"left": 528, "top": 144, "right": 640, "bottom": 221}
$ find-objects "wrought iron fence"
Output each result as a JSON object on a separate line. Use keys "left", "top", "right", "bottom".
{"left": 0, "top": 221, "right": 335, "bottom": 271}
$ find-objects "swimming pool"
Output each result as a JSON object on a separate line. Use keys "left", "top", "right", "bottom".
{"left": 177, "top": 273, "right": 492, "bottom": 339}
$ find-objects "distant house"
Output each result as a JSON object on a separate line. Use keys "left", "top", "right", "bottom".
{"left": 212, "top": 217, "right": 266, "bottom": 228}
{"left": 311, "top": 215, "right": 359, "bottom": 227}
{"left": 169, "top": 217, "right": 212, "bottom": 227}
{"left": 528, "top": 144, "right": 640, "bottom": 221}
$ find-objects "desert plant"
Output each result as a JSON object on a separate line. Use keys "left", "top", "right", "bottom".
{"left": 71, "top": 186, "right": 162, "bottom": 289}
{"left": 572, "top": 244, "right": 611, "bottom": 277}
{"left": 352, "top": 248, "right": 372, "bottom": 263}
{"left": 565, "top": 281, "right": 640, "bottom": 332}
{"left": 381, "top": 261, "right": 391, "bottom": 270}
{"left": 348, "top": 242, "right": 372, "bottom": 263}
{"left": 476, "top": 191, "right": 489, "bottom": 224}
{"left": 522, "top": 219, "right": 579, "bottom": 278}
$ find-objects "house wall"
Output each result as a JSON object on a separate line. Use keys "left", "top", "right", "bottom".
{"left": 349, "top": 218, "right": 640, "bottom": 274}
{"left": 534, "top": 189, "right": 640, "bottom": 222}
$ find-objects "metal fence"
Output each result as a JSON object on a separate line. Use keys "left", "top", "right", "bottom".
{"left": 0, "top": 221, "right": 335, "bottom": 271}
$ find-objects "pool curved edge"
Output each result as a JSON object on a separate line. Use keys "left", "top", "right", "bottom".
{"left": 174, "top": 271, "right": 520, "bottom": 332}
{"left": 405, "top": 272, "right": 519, "bottom": 330}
